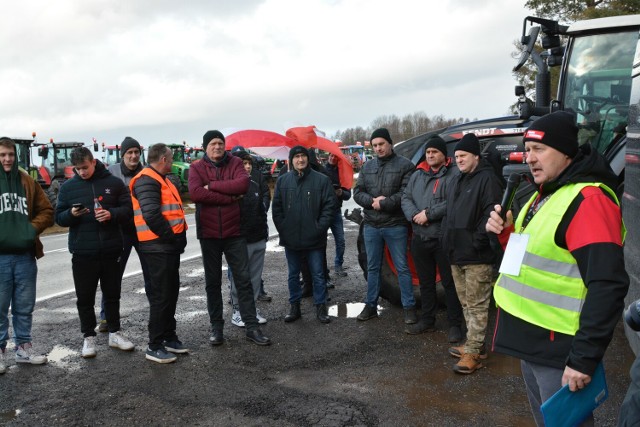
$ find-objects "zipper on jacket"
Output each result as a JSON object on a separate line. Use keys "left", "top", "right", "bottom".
{"left": 433, "top": 178, "right": 439, "bottom": 194}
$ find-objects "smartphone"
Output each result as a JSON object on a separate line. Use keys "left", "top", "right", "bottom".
{"left": 72, "top": 203, "right": 85, "bottom": 210}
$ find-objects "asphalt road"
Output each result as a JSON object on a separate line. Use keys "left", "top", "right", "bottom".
{"left": 1, "top": 205, "right": 636, "bottom": 426}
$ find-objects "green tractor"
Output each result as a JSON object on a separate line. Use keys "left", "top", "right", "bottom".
{"left": 14, "top": 133, "right": 38, "bottom": 180}
{"left": 166, "top": 143, "right": 190, "bottom": 193}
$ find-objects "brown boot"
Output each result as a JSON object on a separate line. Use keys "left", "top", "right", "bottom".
{"left": 453, "top": 353, "right": 483, "bottom": 374}
{"left": 448, "top": 345, "right": 488, "bottom": 360}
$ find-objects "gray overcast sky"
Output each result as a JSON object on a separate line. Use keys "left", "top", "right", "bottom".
{"left": 1, "top": 0, "right": 532, "bottom": 147}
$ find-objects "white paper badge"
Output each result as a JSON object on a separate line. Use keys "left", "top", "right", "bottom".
{"left": 499, "top": 233, "right": 529, "bottom": 276}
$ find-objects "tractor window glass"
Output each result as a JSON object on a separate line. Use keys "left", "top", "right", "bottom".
{"left": 563, "top": 30, "right": 638, "bottom": 154}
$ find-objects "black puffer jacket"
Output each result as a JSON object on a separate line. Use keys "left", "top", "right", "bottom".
{"left": 272, "top": 165, "right": 335, "bottom": 251}
{"left": 131, "top": 167, "right": 187, "bottom": 254}
{"left": 401, "top": 159, "right": 455, "bottom": 242}
{"left": 353, "top": 152, "right": 415, "bottom": 228}
{"left": 241, "top": 179, "right": 268, "bottom": 243}
{"left": 55, "top": 160, "right": 132, "bottom": 256}
{"left": 442, "top": 158, "right": 503, "bottom": 265}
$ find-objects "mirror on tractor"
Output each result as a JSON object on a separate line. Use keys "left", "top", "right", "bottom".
{"left": 38, "top": 146, "right": 48, "bottom": 158}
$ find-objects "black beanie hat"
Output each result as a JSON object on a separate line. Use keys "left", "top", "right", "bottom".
{"left": 231, "top": 145, "right": 251, "bottom": 161}
{"left": 202, "top": 130, "right": 225, "bottom": 150}
{"left": 454, "top": 133, "right": 481, "bottom": 156}
{"left": 370, "top": 128, "right": 392, "bottom": 145}
{"left": 120, "top": 137, "right": 141, "bottom": 156}
{"left": 289, "top": 145, "right": 309, "bottom": 164}
{"left": 523, "top": 111, "right": 579, "bottom": 158}
{"left": 424, "top": 135, "right": 447, "bottom": 157}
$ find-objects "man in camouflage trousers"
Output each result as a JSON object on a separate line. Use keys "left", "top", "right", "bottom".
{"left": 442, "top": 134, "right": 503, "bottom": 374}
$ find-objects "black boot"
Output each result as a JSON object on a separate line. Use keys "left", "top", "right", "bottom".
{"left": 316, "top": 304, "right": 330, "bottom": 324}
{"left": 284, "top": 302, "right": 301, "bottom": 323}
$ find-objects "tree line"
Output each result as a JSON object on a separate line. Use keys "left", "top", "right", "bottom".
{"left": 330, "top": 112, "right": 476, "bottom": 146}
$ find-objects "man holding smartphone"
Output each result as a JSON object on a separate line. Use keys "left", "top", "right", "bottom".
{"left": 55, "top": 147, "right": 135, "bottom": 359}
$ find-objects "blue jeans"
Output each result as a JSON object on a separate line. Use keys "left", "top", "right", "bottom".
{"left": 0, "top": 253, "right": 37, "bottom": 349}
{"left": 330, "top": 210, "right": 346, "bottom": 269}
{"left": 363, "top": 224, "right": 415, "bottom": 308}
{"left": 285, "top": 248, "right": 327, "bottom": 305}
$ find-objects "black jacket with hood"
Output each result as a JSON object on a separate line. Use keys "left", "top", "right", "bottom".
{"left": 442, "top": 158, "right": 503, "bottom": 265}
{"left": 492, "top": 144, "right": 629, "bottom": 376}
{"left": 55, "top": 160, "right": 132, "bottom": 257}
{"left": 272, "top": 150, "right": 335, "bottom": 251}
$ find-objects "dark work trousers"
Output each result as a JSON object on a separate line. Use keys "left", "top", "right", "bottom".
{"left": 410, "top": 236, "right": 463, "bottom": 328}
{"left": 144, "top": 251, "right": 181, "bottom": 351}
{"left": 200, "top": 236, "right": 258, "bottom": 331}
{"left": 71, "top": 254, "right": 122, "bottom": 337}
{"left": 100, "top": 232, "right": 151, "bottom": 320}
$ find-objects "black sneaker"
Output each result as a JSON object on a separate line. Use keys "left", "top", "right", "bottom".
{"left": 145, "top": 347, "right": 177, "bottom": 364}
{"left": 163, "top": 340, "right": 189, "bottom": 354}
{"left": 357, "top": 304, "right": 378, "bottom": 321}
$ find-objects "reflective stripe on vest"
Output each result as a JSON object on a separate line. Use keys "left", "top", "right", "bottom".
{"left": 130, "top": 168, "right": 186, "bottom": 242}
{"left": 494, "top": 182, "right": 623, "bottom": 335}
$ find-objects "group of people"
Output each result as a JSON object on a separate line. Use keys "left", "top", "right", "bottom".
{"left": 0, "top": 112, "right": 635, "bottom": 424}
{"left": 344, "top": 114, "right": 630, "bottom": 424}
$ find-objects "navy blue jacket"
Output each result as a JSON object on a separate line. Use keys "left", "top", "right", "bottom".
{"left": 272, "top": 165, "right": 335, "bottom": 250}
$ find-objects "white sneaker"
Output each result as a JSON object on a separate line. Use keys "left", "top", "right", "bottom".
{"left": 15, "top": 343, "right": 47, "bottom": 365}
{"left": 231, "top": 310, "right": 245, "bottom": 327}
{"left": 0, "top": 348, "right": 6, "bottom": 374}
{"left": 109, "top": 331, "right": 135, "bottom": 351}
{"left": 82, "top": 336, "right": 97, "bottom": 359}
{"left": 257, "top": 309, "right": 267, "bottom": 325}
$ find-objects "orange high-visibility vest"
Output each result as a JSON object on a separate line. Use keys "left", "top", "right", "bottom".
{"left": 130, "top": 167, "right": 186, "bottom": 242}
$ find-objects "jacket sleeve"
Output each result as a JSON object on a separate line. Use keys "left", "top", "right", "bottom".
{"left": 564, "top": 188, "right": 629, "bottom": 376}
{"left": 133, "top": 176, "right": 177, "bottom": 243}
{"left": 401, "top": 174, "right": 421, "bottom": 222}
{"left": 188, "top": 162, "right": 235, "bottom": 205}
{"left": 340, "top": 187, "right": 351, "bottom": 202}
{"left": 317, "top": 176, "right": 336, "bottom": 231}
{"left": 271, "top": 175, "right": 284, "bottom": 231}
{"left": 260, "top": 174, "right": 271, "bottom": 212}
{"left": 207, "top": 160, "right": 250, "bottom": 196}
{"left": 353, "top": 167, "right": 374, "bottom": 209}
{"left": 380, "top": 160, "right": 414, "bottom": 212}
{"left": 477, "top": 174, "right": 503, "bottom": 233}
{"left": 27, "top": 177, "right": 54, "bottom": 233}
{"left": 108, "top": 182, "right": 133, "bottom": 226}
{"left": 55, "top": 181, "right": 81, "bottom": 228}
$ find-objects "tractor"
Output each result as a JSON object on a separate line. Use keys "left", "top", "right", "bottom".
{"left": 166, "top": 143, "right": 190, "bottom": 192}
{"left": 35, "top": 139, "right": 87, "bottom": 208}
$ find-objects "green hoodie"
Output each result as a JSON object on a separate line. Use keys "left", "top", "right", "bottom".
{"left": 0, "top": 146, "right": 36, "bottom": 254}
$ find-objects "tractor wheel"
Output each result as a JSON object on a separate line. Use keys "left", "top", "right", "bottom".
{"left": 45, "top": 185, "right": 59, "bottom": 210}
